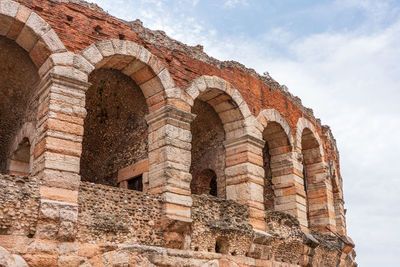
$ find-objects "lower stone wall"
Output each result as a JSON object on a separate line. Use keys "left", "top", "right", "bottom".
{"left": 0, "top": 175, "right": 356, "bottom": 266}
{"left": 77, "top": 182, "right": 164, "bottom": 246}
{"left": 0, "top": 174, "right": 39, "bottom": 236}
{"left": 191, "top": 194, "right": 254, "bottom": 256}
{"left": 0, "top": 236, "right": 302, "bottom": 267}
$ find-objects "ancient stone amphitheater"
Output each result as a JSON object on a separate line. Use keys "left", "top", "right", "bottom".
{"left": 0, "top": 0, "right": 356, "bottom": 266}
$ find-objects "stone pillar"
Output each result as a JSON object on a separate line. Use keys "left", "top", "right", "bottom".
{"left": 32, "top": 73, "right": 89, "bottom": 241}
{"left": 145, "top": 105, "right": 196, "bottom": 222}
{"left": 304, "top": 160, "right": 337, "bottom": 233}
{"left": 272, "top": 151, "right": 309, "bottom": 230}
{"left": 334, "top": 196, "right": 346, "bottom": 235}
{"left": 224, "top": 134, "right": 266, "bottom": 231}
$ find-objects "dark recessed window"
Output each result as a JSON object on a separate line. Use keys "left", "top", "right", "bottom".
{"left": 128, "top": 175, "right": 143, "bottom": 191}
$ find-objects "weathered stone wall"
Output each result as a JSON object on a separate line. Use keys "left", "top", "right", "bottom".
{"left": 260, "top": 211, "right": 305, "bottom": 264}
{"left": 77, "top": 182, "right": 164, "bottom": 245}
{"left": 191, "top": 194, "right": 253, "bottom": 256}
{"left": 0, "top": 0, "right": 356, "bottom": 265}
{"left": 0, "top": 37, "right": 38, "bottom": 173}
{"left": 190, "top": 99, "right": 226, "bottom": 197}
{"left": 80, "top": 69, "right": 149, "bottom": 186}
{"left": 0, "top": 174, "right": 39, "bottom": 236}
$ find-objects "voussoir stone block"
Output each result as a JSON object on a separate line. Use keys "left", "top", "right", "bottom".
{"left": 81, "top": 43, "right": 103, "bottom": 66}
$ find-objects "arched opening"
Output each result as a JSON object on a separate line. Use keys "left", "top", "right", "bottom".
{"left": 262, "top": 122, "right": 291, "bottom": 210}
{"left": 301, "top": 128, "right": 321, "bottom": 226}
{"left": 0, "top": 36, "right": 39, "bottom": 174}
{"left": 80, "top": 68, "right": 149, "bottom": 189}
{"left": 7, "top": 138, "right": 31, "bottom": 176}
{"left": 190, "top": 99, "right": 225, "bottom": 197}
{"left": 190, "top": 168, "right": 218, "bottom": 196}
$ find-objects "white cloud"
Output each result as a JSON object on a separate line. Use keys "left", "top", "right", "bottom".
{"left": 223, "top": 0, "right": 248, "bottom": 9}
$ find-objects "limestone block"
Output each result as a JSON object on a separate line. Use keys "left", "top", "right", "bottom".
{"left": 125, "top": 40, "right": 141, "bottom": 57}
{"left": 163, "top": 192, "right": 193, "bottom": 207}
{"left": 122, "top": 59, "right": 145, "bottom": 76}
{"left": 164, "top": 87, "right": 180, "bottom": 99}
{"left": 45, "top": 118, "right": 84, "bottom": 136}
{"left": 148, "top": 54, "right": 165, "bottom": 75}
{"left": 231, "top": 89, "right": 244, "bottom": 106}
{"left": 163, "top": 203, "right": 191, "bottom": 219}
{"left": 185, "top": 83, "right": 200, "bottom": 100}
{"left": 226, "top": 183, "right": 249, "bottom": 202}
{"left": 42, "top": 29, "right": 66, "bottom": 53}
{"left": 26, "top": 12, "right": 50, "bottom": 36}
{"left": 38, "top": 169, "right": 80, "bottom": 190}
{"left": 6, "top": 4, "right": 30, "bottom": 40}
{"left": 73, "top": 54, "right": 94, "bottom": 74}
{"left": 157, "top": 68, "right": 175, "bottom": 89}
{"left": 81, "top": 44, "right": 103, "bottom": 66}
{"left": 214, "top": 101, "right": 235, "bottom": 113}
{"left": 138, "top": 46, "right": 151, "bottom": 64}
{"left": 219, "top": 108, "right": 243, "bottom": 124}
{"left": 0, "top": 0, "right": 19, "bottom": 17}
{"left": 40, "top": 186, "right": 78, "bottom": 203}
{"left": 50, "top": 65, "right": 88, "bottom": 82}
{"left": 15, "top": 24, "right": 37, "bottom": 51}
{"left": 0, "top": 0, "right": 19, "bottom": 36}
{"left": 140, "top": 75, "right": 164, "bottom": 98}
{"left": 111, "top": 39, "right": 127, "bottom": 54}
{"left": 41, "top": 151, "right": 80, "bottom": 173}
{"left": 194, "top": 75, "right": 207, "bottom": 92}
{"left": 203, "top": 75, "right": 217, "bottom": 90}
{"left": 50, "top": 51, "right": 74, "bottom": 66}
{"left": 95, "top": 40, "right": 114, "bottom": 57}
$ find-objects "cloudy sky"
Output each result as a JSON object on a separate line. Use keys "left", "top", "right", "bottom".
{"left": 89, "top": 0, "right": 400, "bottom": 265}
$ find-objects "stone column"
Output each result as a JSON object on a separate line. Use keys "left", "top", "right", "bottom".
{"left": 304, "top": 160, "right": 337, "bottom": 233}
{"left": 224, "top": 134, "right": 266, "bottom": 231}
{"left": 334, "top": 197, "right": 346, "bottom": 235}
{"left": 145, "top": 105, "right": 196, "bottom": 249}
{"left": 33, "top": 73, "right": 89, "bottom": 241}
{"left": 271, "top": 151, "right": 309, "bottom": 230}
{"left": 145, "top": 105, "right": 196, "bottom": 222}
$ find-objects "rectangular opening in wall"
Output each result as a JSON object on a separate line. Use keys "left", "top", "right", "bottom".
{"left": 128, "top": 175, "right": 143, "bottom": 191}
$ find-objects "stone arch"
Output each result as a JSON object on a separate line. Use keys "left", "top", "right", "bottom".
{"left": 184, "top": 75, "right": 266, "bottom": 230}
{"left": 295, "top": 117, "right": 324, "bottom": 158}
{"left": 295, "top": 117, "right": 336, "bottom": 232}
{"left": 0, "top": 0, "right": 67, "bottom": 69}
{"left": 257, "top": 109, "right": 296, "bottom": 212}
{"left": 77, "top": 40, "right": 169, "bottom": 187}
{"left": 79, "top": 39, "right": 175, "bottom": 111}
{"left": 184, "top": 75, "right": 261, "bottom": 140}
{"left": 0, "top": 1, "right": 70, "bottom": 175}
{"left": 257, "top": 109, "right": 294, "bottom": 147}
